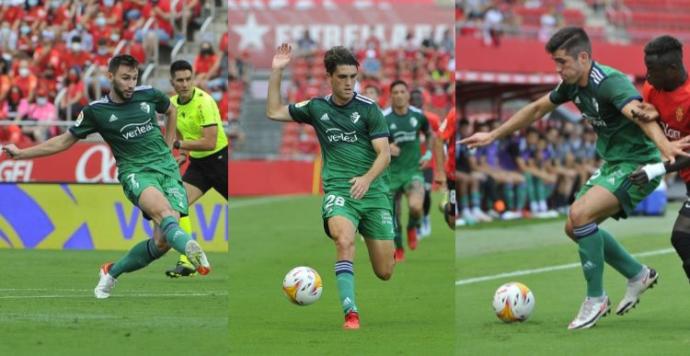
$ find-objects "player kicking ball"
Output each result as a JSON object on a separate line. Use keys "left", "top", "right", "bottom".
{"left": 461, "top": 27, "right": 690, "bottom": 330}
{"left": 267, "top": 43, "right": 395, "bottom": 329}
{"left": 3, "top": 55, "right": 211, "bottom": 299}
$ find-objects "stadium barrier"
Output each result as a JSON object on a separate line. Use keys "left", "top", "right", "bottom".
{"left": 0, "top": 183, "right": 227, "bottom": 251}
{"left": 229, "top": 159, "right": 322, "bottom": 196}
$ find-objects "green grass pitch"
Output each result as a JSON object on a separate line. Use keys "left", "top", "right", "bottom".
{"left": 457, "top": 202, "right": 690, "bottom": 355}
{"left": 229, "top": 194, "right": 455, "bottom": 355}
{"left": 0, "top": 250, "right": 228, "bottom": 356}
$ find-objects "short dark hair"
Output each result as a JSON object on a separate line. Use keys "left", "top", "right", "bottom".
{"left": 108, "top": 54, "right": 139, "bottom": 74}
{"left": 170, "top": 59, "right": 194, "bottom": 77}
{"left": 545, "top": 27, "right": 591, "bottom": 58}
{"left": 644, "top": 35, "right": 683, "bottom": 67}
{"left": 323, "top": 46, "right": 359, "bottom": 75}
{"left": 389, "top": 79, "right": 408, "bottom": 92}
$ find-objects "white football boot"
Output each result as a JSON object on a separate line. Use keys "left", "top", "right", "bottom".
{"left": 94, "top": 263, "right": 116, "bottom": 299}
{"left": 568, "top": 296, "right": 610, "bottom": 330}
{"left": 616, "top": 266, "right": 658, "bottom": 315}
{"left": 185, "top": 240, "right": 212, "bottom": 275}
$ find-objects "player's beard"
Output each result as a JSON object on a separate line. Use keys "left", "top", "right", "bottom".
{"left": 112, "top": 82, "right": 132, "bottom": 102}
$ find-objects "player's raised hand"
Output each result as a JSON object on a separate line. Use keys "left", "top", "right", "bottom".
{"left": 459, "top": 131, "right": 495, "bottom": 149}
{"left": 349, "top": 176, "right": 371, "bottom": 200}
{"left": 663, "top": 135, "right": 690, "bottom": 164}
{"left": 272, "top": 43, "right": 292, "bottom": 70}
{"left": 631, "top": 102, "right": 659, "bottom": 122}
{"left": 1, "top": 144, "right": 20, "bottom": 159}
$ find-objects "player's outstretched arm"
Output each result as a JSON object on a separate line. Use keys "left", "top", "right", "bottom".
{"left": 631, "top": 155, "right": 690, "bottom": 185}
{"left": 266, "top": 43, "right": 294, "bottom": 122}
{"left": 622, "top": 100, "right": 690, "bottom": 163}
{"left": 349, "top": 137, "right": 390, "bottom": 200}
{"left": 2, "top": 132, "right": 78, "bottom": 160}
{"left": 460, "top": 93, "right": 556, "bottom": 148}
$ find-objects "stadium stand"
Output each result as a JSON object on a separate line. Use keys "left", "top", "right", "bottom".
{"left": 0, "top": 0, "right": 232, "bottom": 147}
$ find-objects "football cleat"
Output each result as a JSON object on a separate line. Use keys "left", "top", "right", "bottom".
{"left": 616, "top": 266, "right": 658, "bottom": 315}
{"left": 94, "top": 262, "right": 116, "bottom": 299}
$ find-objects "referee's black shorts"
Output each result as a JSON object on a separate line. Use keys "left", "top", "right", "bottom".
{"left": 182, "top": 146, "right": 228, "bottom": 199}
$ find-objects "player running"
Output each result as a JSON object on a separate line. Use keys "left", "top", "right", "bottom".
{"left": 629, "top": 36, "right": 690, "bottom": 286}
{"left": 461, "top": 27, "right": 689, "bottom": 330}
{"left": 266, "top": 43, "right": 395, "bottom": 330}
{"left": 2, "top": 55, "right": 211, "bottom": 298}
{"left": 384, "top": 80, "right": 442, "bottom": 261}
{"left": 164, "top": 60, "right": 229, "bottom": 278}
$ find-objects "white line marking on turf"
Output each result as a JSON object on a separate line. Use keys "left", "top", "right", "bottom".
{"left": 229, "top": 195, "right": 300, "bottom": 209}
{"left": 455, "top": 248, "right": 674, "bottom": 286}
{"left": 0, "top": 290, "right": 227, "bottom": 299}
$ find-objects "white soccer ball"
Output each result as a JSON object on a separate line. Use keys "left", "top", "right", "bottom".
{"left": 282, "top": 266, "right": 323, "bottom": 306}
{"left": 492, "top": 282, "right": 535, "bottom": 322}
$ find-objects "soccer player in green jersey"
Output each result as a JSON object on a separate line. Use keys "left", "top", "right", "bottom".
{"left": 267, "top": 43, "right": 395, "bottom": 330}
{"left": 164, "top": 60, "right": 229, "bottom": 278}
{"left": 383, "top": 80, "right": 437, "bottom": 261}
{"left": 2, "top": 55, "right": 212, "bottom": 298}
{"left": 461, "top": 27, "right": 689, "bottom": 330}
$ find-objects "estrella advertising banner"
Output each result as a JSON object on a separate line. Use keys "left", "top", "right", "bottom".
{"left": 0, "top": 184, "right": 227, "bottom": 251}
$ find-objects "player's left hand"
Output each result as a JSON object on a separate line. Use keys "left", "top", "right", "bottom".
{"left": 631, "top": 102, "right": 659, "bottom": 122}
{"left": 349, "top": 176, "right": 371, "bottom": 200}
{"left": 629, "top": 166, "right": 650, "bottom": 186}
{"left": 1, "top": 144, "right": 20, "bottom": 159}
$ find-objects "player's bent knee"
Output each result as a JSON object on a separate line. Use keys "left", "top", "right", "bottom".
{"left": 564, "top": 219, "right": 576, "bottom": 241}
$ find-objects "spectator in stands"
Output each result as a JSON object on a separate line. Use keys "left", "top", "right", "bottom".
{"left": 538, "top": 6, "right": 558, "bottom": 43}
{"left": 482, "top": 4, "right": 503, "bottom": 47}
{"left": 59, "top": 67, "right": 86, "bottom": 121}
{"left": 361, "top": 49, "right": 381, "bottom": 80}
{"left": 13, "top": 59, "right": 37, "bottom": 103}
{"left": 18, "top": 87, "right": 57, "bottom": 143}
{"left": 16, "top": 20, "right": 34, "bottom": 55}
{"left": 0, "top": 57, "right": 11, "bottom": 104}
{"left": 439, "top": 29, "right": 454, "bottom": 54}
{"left": 296, "top": 30, "right": 318, "bottom": 58}
{"left": 4, "top": 85, "right": 23, "bottom": 120}
{"left": 64, "top": 36, "right": 94, "bottom": 71}
{"left": 518, "top": 127, "right": 558, "bottom": 217}
{"left": 545, "top": 125, "right": 578, "bottom": 213}
{"left": 65, "top": 23, "right": 95, "bottom": 54}
{"left": 457, "top": 119, "right": 492, "bottom": 224}
{"left": 194, "top": 41, "right": 222, "bottom": 89}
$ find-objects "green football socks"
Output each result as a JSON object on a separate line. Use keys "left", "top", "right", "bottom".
{"left": 335, "top": 260, "right": 358, "bottom": 314}
{"left": 109, "top": 239, "right": 163, "bottom": 278}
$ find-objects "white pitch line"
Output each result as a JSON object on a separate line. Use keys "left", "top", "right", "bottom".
{"left": 0, "top": 291, "right": 227, "bottom": 299}
{"left": 456, "top": 247, "right": 675, "bottom": 286}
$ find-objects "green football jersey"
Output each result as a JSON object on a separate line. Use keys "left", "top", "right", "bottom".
{"left": 288, "top": 93, "right": 390, "bottom": 197}
{"left": 69, "top": 85, "right": 180, "bottom": 180}
{"left": 383, "top": 105, "right": 429, "bottom": 179}
{"left": 549, "top": 62, "right": 660, "bottom": 164}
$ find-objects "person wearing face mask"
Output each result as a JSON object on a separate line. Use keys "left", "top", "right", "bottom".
{"left": 59, "top": 67, "right": 86, "bottom": 120}
{"left": 12, "top": 60, "right": 37, "bottom": 103}
{"left": 100, "top": 0, "right": 125, "bottom": 28}
{"left": 163, "top": 60, "right": 228, "bottom": 278}
{"left": 193, "top": 42, "right": 221, "bottom": 89}
{"left": 63, "top": 37, "right": 94, "bottom": 70}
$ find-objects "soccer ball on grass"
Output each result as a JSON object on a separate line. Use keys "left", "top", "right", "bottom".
{"left": 492, "top": 282, "right": 535, "bottom": 322}
{"left": 282, "top": 266, "right": 323, "bottom": 305}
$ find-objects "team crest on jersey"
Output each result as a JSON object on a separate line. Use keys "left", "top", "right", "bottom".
{"left": 350, "top": 112, "right": 360, "bottom": 123}
{"left": 676, "top": 107, "right": 684, "bottom": 122}
{"left": 410, "top": 117, "right": 418, "bottom": 127}
{"left": 140, "top": 102, "right": 150, "bottom": 114}
{"left": 295, "top": 100, "right": 310, "bottom": 108}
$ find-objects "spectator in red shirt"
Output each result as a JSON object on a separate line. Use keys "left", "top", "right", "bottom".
{"left": 13, "top": 59, "right": 38, "bottom": 103}
{"left": 63, "top": 36, "right": 94, "bottom": 71}
{"left": 194, "top": 41, "right": 222, "bottom": 89}
{"left": 59, "top": 67, "right": 86, "bottom": 121}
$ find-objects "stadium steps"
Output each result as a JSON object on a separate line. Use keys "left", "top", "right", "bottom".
{"left": 232, "top": 71, "right": 286, "bottom": 159}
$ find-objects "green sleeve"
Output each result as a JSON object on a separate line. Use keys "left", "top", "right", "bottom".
{"left": 199, "top": 95, "right": 221, "bottom": 127}
{"left": 549, "top": 82, "right": 574, "bottom": 105}
{"left": 68, "top": 106, "right": 97, "bottom": 139}
{"left": 598, "top": 74, "right": 642, "bottom": 110}
{"left": 153, "top": 88, "right": 171, "bottom": 114}
{"left": 287, "top": 99, "right": 313, "bottom": 124}
{"left": 420, "top": 113, "right": 430, "bottom": 135}
{"left": 367, "top": 105, "right": 389, "bottom": 140}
